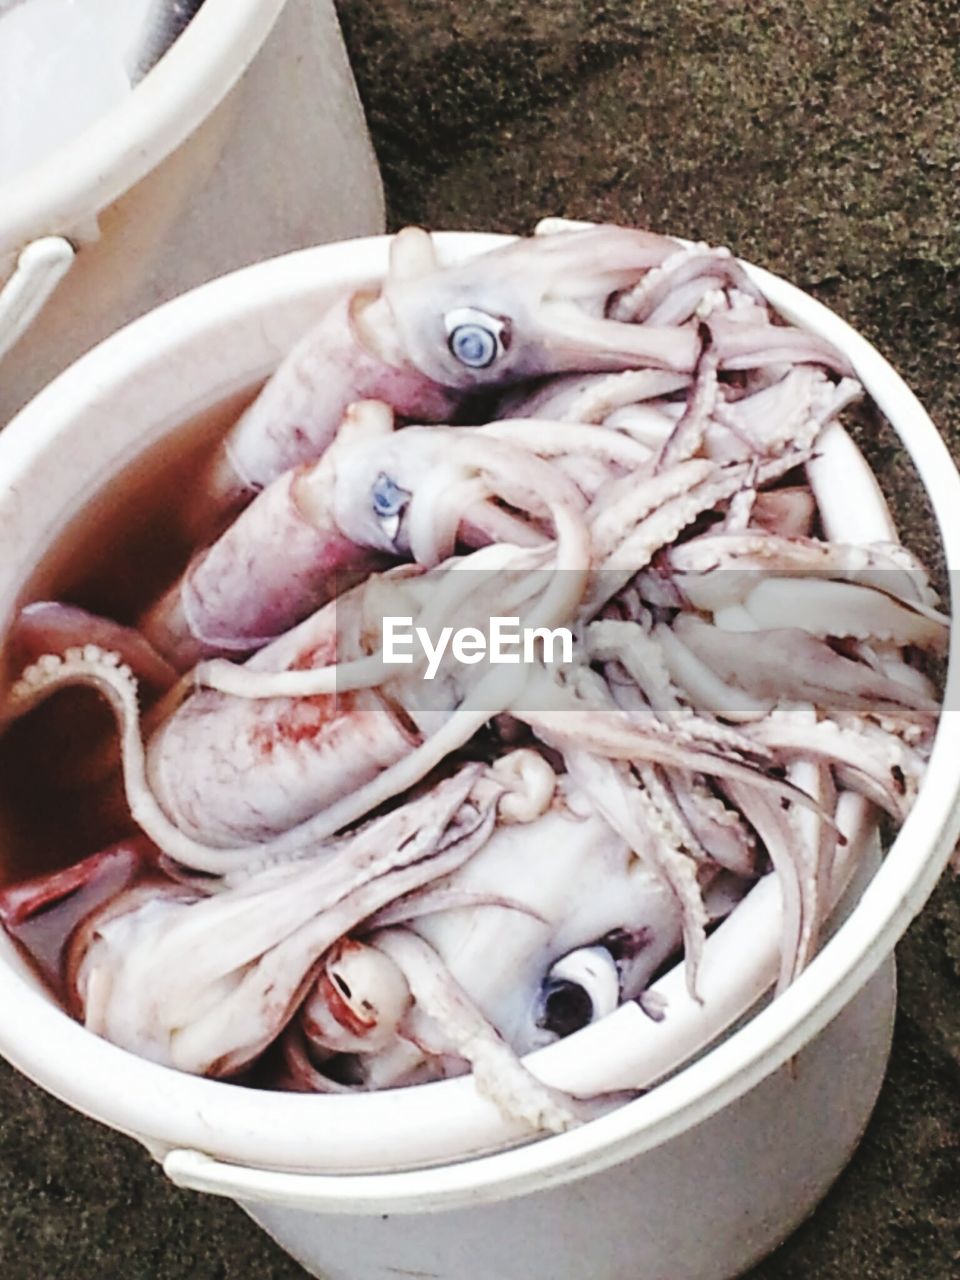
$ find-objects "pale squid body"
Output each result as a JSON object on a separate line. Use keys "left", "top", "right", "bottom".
{"left": 50, "top": 767, "right": 500, "bottom": 1077}
{"left": 143, "top": 586, "right": 417, "bottom": 848}
{"left": 366, "top": 796, "right": 688, "bottom": 1079}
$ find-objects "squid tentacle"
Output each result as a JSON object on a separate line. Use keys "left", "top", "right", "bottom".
{"left": 371, "top": 927, "right": 580, "bottom": 1134}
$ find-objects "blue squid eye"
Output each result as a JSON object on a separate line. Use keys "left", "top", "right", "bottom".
{"left": 372, "top": 472, "right": 410, "bottom": 518}
{"left": 371, "top": 472, "right": 411, "bottom": 545}
{"left": 449, "top": 323, "right": 497, "bottom": 368}
{"left": 444, "top": 307, "right": 508, "bottom": 370}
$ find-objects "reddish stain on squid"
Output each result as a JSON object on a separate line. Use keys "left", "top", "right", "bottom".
{"left": 249, "top": 627, "right": 360, "bottom": 758}
{"left": 249, "top": 692, "right": 360, "bottom": 758}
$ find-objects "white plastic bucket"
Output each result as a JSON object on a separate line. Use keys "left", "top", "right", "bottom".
{"left": 0, "top": 233, "right": 957, "bottom": 1280}
{"left": 0, "top": 0, "right": 384, "bottom": 425}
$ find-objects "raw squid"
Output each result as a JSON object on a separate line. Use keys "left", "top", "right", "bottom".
{"left": 0, "top": 223, "right": 946, "bottom": 1142}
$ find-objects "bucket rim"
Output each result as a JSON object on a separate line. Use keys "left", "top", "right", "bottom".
{"left": 0, "top": 230, "right": 957, "bottom": 1204}
{"left": 0, "top": 0, "right": 288, "bottom": 259}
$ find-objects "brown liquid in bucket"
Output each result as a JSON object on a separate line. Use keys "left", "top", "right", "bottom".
{"left": 0, "top": 387, "right": 257, "bottom": 886}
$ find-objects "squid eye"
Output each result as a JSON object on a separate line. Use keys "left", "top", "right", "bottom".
{"left": 444, "top": 307, "right": 509, "bottom": 370}
{"left": 371, "top": 472, "right": 411, "bottom": 544}
{"left": 538, "top": 979, "right": 594, "bottom": 1038}
{"left": 372, "top": 473, "right": 409, "bottom": 517}
{"left": 535, "top": 946, "right": 620, "bottom": 1039}
{"left": 449, "top": 325, "right": 497, "bottom": 368}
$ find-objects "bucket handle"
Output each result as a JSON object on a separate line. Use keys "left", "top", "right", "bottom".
{"left": 164, "top": 1149, "right": 309, "bottom": 1205}
{"left": 164, "top": 1148, "right": 384, "bottom": 1211}
{"left": 162, "top": 1148, "right": 471, "bottom": 1214}
{"left": 0, "top": 237, "right": 76, "bottom": 364}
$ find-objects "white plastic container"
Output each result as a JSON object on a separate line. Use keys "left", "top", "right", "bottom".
{"left": 0, "top": 0, "right": 384, "bottom": 425}
{"left": 0, "top": 233, "right": 957, "bottom": 1280}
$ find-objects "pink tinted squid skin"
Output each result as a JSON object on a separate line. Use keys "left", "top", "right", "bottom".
{"left": 141, "top": 399, "right": 553, "bottom": 669}
{"left": 202, "top": 224, "right": 701, "bottom": 528}
{"left": 142, "top": 389, "right": 616, "bottom": 670}
{"left": 140, "top": 402, "right": 397, "bottom": 671}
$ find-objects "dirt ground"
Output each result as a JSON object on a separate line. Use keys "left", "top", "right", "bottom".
{"left": 1, "top": 2, "right": 958, "bottom": 1276}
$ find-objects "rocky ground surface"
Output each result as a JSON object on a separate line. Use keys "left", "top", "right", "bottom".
{"left": 1, "top": 1, "right": 959, "bottom": 1276}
